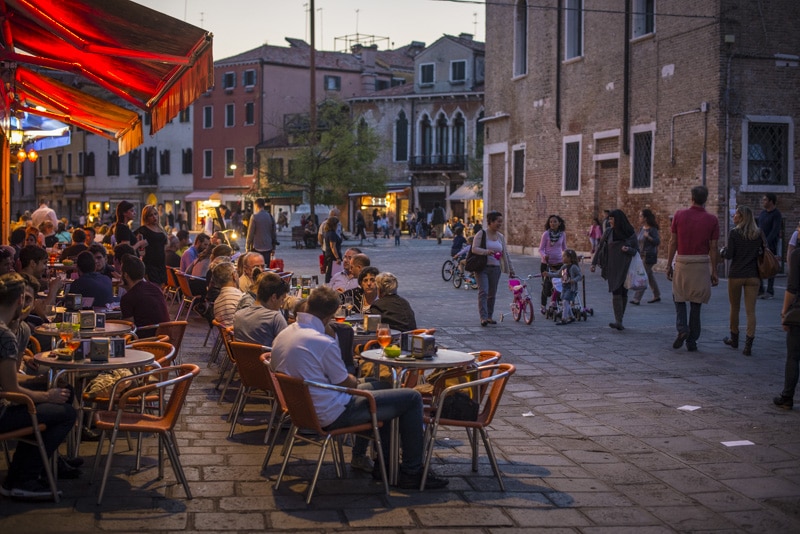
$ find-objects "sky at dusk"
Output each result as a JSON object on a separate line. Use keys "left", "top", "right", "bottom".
{"left": 134, "top": 0, "right": 484, "bottom": 59}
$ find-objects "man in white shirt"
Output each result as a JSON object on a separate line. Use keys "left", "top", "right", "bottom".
{"left": 328, "top": 248, "right": 365, "bottom": 292}
{"left": 270, "top": 286, "right": 448, "bottom": 490}
{"left": 31, "top": 200, "right": 58, "bottom": 229}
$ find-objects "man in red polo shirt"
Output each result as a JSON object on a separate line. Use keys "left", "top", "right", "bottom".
{"left": 666, "top": 186, "right": 720, "bottom": 352}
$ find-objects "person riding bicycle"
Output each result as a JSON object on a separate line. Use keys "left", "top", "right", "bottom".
{"left": 450, "top": 226, "right": 467, "bottom": 256}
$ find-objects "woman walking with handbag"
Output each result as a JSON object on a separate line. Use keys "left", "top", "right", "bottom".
{"left": 721, "top": 206, "right": 762, "bottom": 356}
{"left": 470, "top": 211, "right": 514, "bottom": 326}
{"left": 590, "top": 209, "right": 638, "bottom": 330}
{"left": 630, "top": 209, "right": 661, "bottom": 305}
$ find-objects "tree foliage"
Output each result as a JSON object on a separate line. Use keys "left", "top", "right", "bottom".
{"left": 260, "top": 100, "right": 388, "bottom": 217}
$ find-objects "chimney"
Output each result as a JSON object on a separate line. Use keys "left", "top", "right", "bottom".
{"left": 459, "top": 33, "right": 474, "bottom": 41}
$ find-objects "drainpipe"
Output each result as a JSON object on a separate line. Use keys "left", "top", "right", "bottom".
{"left": 556, "top": 0, "right": 562, "bottom": 130}
{"left": 622, "top": 0, "right": 631, "bottom": 155}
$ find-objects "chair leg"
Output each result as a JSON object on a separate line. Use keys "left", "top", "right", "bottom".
{"left": 97, "top": 427, "right": 120, "bottom": 505}
{"left": 470, "top": 428, "right": 479, "bottom": 472}
{"left": 228, "top": 387, "right": 248, "bottom": 436}
{"left": 162, "top": 432, "right": 192, "bottom": 499}
{"left": 203, "top": 324, "right": 213, "bottom": 347}
{"left": 207, "top": 336, "right": 222, "bottom": 367}
{"left": 34, "top": 434, "right": 60, "bottom": 503}
{"left": 306, "top": 435, "right": 333, "bottom": 504}
{"left": 479, "top": 428, "right": 505, "bottom": 491}
{"left": 90, "top": 430, "right": 108, "bottom": 484}
{"left": 218, "top": 364, "right": 238, "bottom": 405}
{"left": 274, "top": 426, "right": 298, "bottom": 490}
{"left": 262, "top": 412, "right": 288, "bottom": 470}
{"left": 174, "top": 299, "right": 186, "bottom": 322}
{"left": 420, "top": 421, "right": 440, "bottom": 491}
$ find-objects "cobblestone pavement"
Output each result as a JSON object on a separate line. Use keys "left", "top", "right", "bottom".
{"left": 2, "top": 234, "right": 799, "bottom": 533}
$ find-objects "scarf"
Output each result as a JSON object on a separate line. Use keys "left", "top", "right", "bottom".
{"left": 548, "top": 230, "right": 563, "bottom": 245}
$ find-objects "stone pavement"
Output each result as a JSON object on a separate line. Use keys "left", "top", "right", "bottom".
{"left": 1, "top": 234, "right": 799, "bottom": 533}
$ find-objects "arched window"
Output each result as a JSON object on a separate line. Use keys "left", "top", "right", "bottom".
{"left": 420, "top": 114, "right": 433, "bottom": 163}
{"left": 395, "top": 111, "right": 408, "bottom": 161}
{"left": 475, "top": 111, "right": 485, "bottom": 159}
{"left": 435, "top": 113, "right": 449, "bottom": 164}
{"left": 453, "top": 113, "right": 466, "bottom": 162}
{"left": 514, "top": 0, "right": 528, "bottom": 76}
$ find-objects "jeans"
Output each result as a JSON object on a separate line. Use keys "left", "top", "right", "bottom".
{"left": 0, "top": 401, "right": 76, "bottom": 484}
{"left": 325, "top": 387, "right": 424, "bottom": 474}
{"left": 782, "top": 326, "right": 800, "bottom": 399}
{"left": 477, "top": 265, "right": 501, "bottom": 321}
{"left": 632, "top": 262, "right": 661, "bottom": 302}
{"left": 675, "top": 300, "right": 703, "bottom": 346}
{"left": 728, "top": 277, "right": 759, "bottom": 337}
{"left": 349, "top": 380, "right": 391, "bottom": 457}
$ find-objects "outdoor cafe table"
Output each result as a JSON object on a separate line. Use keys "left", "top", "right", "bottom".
{"left": 33, "top": 348, "right": 156, "bottom": 456}
{"left": 359, "top": 348, "right": 476, "bottom": 485}
{"left": 35, "top": 321, "right": 133, "bottom": 342}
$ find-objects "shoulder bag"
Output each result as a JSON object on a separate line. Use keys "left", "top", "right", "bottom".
{"left": 758, "top": 232, "right": 780, "bottom": 280}
{"left": 464, "top": 231, "right": 488, "bottom": 272}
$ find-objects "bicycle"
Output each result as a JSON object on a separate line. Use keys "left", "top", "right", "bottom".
{"left": 505, "top": 275, "right": 534, "bottom": 324}
{"left": 441, "top": 258, "right": 455, "bottom": 282}
{"left": 452, "top": 261, "right": 478, "bottom": 290}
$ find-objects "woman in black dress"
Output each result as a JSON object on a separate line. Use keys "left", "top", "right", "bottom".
{"left": 113, "top": 201, "right": 137, "bottom": 246}
{"left": 134, "top": 204, "right": 168, "bottom": 285}
{"left": 323, "top": 216, "right": 342, "bottom": 284}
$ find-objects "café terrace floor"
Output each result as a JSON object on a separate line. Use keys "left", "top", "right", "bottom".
{"left": 1, "top": 234, "right": 799, "bottom": 533}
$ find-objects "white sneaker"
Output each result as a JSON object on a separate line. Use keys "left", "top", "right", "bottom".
{"left": 350, "top": 455, "right": 374, "bottom": 473}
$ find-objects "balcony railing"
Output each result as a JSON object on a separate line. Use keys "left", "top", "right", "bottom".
{"left": 136, "top": 172, "right": 158, "bottom": 186}
{"left": 408, "top": 154, "right": 467, "bottom": 171}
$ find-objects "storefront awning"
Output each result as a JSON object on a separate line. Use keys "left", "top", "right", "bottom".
{"left": 449, "top": 183, "right": 482, "bottom": 201}
{"left": 1, "top": 0, "right": 214, "bottom": 154}
{"left": 184, "top": 191, "right": 220, "bottom": 202}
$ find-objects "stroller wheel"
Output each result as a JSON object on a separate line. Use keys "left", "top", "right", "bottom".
{"left": 588, "top": 309, "right": 594, "bottom": 316}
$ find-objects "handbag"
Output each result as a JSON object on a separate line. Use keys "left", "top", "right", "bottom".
{"left": 624, "top": 251, "right": 648, "bottom": 290}
{"left": 758, "top": 233, "right": 780, "bottom": 279}
{"left": 464, "top": 231, "right": 488, "bottom": 272}
{"left": 783, "top": 296, "right": 800, "bottom": 327}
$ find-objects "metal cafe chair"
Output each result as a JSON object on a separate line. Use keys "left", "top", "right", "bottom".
{"left": 421, "top": 363, "right": 516, "bottom": 491}
{"left": 273, "top": 372, "right": 389, "bottom": 504}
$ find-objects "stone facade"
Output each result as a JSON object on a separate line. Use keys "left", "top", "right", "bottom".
{"left": 485, "top": 0, "right": 800, "bottom": 259}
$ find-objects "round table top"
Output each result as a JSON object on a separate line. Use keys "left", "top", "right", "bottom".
{"left": 34, "top": 321, "right": 133, "bottom": 338}
{"left": 33, "top": 348, "right": 154, "bottom": 371}
{"left": 352, "top": 327, "right": 400, "bottom": 346}
{"left": 360, "top": 348, "right": 475, "bottom": 370}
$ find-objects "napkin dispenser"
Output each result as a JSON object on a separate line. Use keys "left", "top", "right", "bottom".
{"left": 410, "top": 334, "right": 436, "bottom": 359}
{"left": 65, "top": 293, "right": 82, "bottom": 311}
{"left": 79, "top": 310, "right": 96, "bottom": 330}
{"left": 89, "top": 338, "right": 110, "bottom": 362}
{"left": 95, "top": 313, "right": 106, "bottom": 329}
{"left": 363, "top": 314, "right": 381, "bottom": 333}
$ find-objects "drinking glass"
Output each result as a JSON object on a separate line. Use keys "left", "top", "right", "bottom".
{"left": 343, "top": 296, "right": 354, "bottom": 316}
{"left": 58, "top": 322, "right": 74, "bottom": 352}
{"left": 376, "top": 323, "right": 391, "bottom": 355}
{"left": 44, "top": 305, "right": 58, "bottom": 329}
{"left": 334, "top": 306, "right": 346, "bottom": 323}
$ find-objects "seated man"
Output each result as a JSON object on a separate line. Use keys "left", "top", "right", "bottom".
{"left": 233, "top": 271, "right": 288, "bottom": 346}
{"left": 165, "top": 235, "right": 181, "bottom": 269}
{"left": 59, "top": 228, "right": 88, "bottom": 261}
{"left": 179, "top": 233, "right": 209, "bottom": 273}
{"left": 328, "top": 248, "right": 364, "bottom": 292}
{"left": 212, "top": 262, "right": 243, "bottom": 328}
{"left": 88, "top": 244, "right": 117, "bottom": 279}
{"left": 0, "top": 272, "right": 77, "bottom": 499}
{"left": 17, "top": 245, "right": 62, "bottom": 322}
{"left": 270, "top": 286, "right": 447, "bottom": 490}
{"left": 237, "top": 252, "right": 265, "bottom": 293}
{"left": 119, "top": 255, "right": 170, "bottom": 329}
{"left": 68, "top": 251, "right": 114, "bottom": 308}
{"left": 370, "top": 272, "right": 417, "bottom": 332}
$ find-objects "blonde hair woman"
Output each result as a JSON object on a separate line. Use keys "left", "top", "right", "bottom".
{"left": 134, "top": 204, "right": 168, "bottom": 285}
{"left": 721, "top": 206, "right": 762, "bottom": 355}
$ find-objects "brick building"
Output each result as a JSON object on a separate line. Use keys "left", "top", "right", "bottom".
{"left": 484, "top": 0, "right": 799, "bottom": 261}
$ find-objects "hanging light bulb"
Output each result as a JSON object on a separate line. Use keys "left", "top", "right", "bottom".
{"left": 26, "top": 149, "right": 38, "bottom": 163}
{"left": 16, "top": 149, "right": 27, "bottom": 162}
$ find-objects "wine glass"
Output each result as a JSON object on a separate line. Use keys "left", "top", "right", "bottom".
{"left": 343, "top": 296, "right": 354, "bottom": 316}
{"left": 376, "top": 323, "right": 391, "bottom": 356}
{"left": 44, "top": 305, "right": 58, "bottom": 325}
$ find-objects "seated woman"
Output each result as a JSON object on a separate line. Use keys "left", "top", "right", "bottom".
{"left": 340, "top": 266, "right": 379, "bottom": 314}
{"left": 369, "top": 272, "right": 417, "bottom": 332}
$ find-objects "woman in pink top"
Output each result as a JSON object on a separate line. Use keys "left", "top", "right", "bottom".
{"left": 539, "top": 215, "right": 567, "bottom": 311}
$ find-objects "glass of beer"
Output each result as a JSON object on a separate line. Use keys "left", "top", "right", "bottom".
{"left": 376, "top": 323, "right": 391, "bottom": 355}
{"left": 334, "top": 306, "right": 346, "bottom": 323}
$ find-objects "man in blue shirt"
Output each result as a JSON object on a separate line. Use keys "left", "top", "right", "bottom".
{"left": 68, "top": 251, "right": 114, "bottom": 308}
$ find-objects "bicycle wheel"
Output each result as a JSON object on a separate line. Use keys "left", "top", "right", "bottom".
{"left": 522, "top": 299, "right": 534, "bottom": 324}
{"left": 453, "top": 270, "right": 463, "bottom": 288}
{"left": 512, "top": 301, "right": 522, "bottom": 322}
{"left": 441, "top": 259, "right": 454, "bottom": 281}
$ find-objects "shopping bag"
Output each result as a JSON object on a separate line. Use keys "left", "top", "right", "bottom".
{"left": 319, "top": 254, "right": 326, "bottom": 275}
{"left": 624, "top": 252, "right": 648, "bottom": 290}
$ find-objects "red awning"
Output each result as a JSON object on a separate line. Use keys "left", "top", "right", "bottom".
{"left": 0, "top": 0, "right": 213, "bottom": 153}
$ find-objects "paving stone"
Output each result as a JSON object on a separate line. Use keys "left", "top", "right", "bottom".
{"left": 416, "top": 506, "right": 513, "bottom": 527}
{"left": 505, "top": 508, "right": 591, "bottom": 527}
{"left": 192, "top": 512, "right": 265, "bottom": 531}
{"left": 581, "top": 506, "right": 660, "bottom": 526}
{"left": 721, "top": 476, "right": 800, "bottom": 499}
